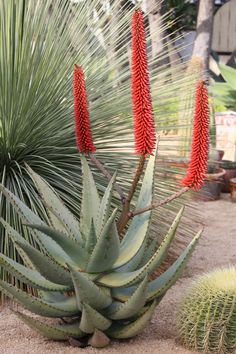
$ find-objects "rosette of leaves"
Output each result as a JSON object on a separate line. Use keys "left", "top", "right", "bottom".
{"left": 178, "top": 267, "right": 236, "bottom": 354}
{"left": 0, "top": 150, "right": 201, "bottom": 348}
{"left": 0, "top": 0, "right": 199, "bottom": 285}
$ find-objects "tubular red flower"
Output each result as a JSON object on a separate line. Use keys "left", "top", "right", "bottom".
{"left": 73, "top": 65, "right": 96, "bottom": 154}
{"left": 181, "top": 80, "right": 209, "bottom": 190}
{"left": 131, "top": 10, "right": 156, "bottom": 155}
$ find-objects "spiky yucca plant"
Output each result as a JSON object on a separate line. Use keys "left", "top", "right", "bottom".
{"left": 0, "top": 149, "right": 201, "bottom": 348}
{"left": 178, "top": 267, "right": 236, "bottom": 354}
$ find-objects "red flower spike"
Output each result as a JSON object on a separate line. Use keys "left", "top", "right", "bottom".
{"left": 73, "top": 65, "right": 96, "bottom": 154}
{"left": 131, "top": 10, "right": 156, "bottom": 155}
{"left": 181, "top": 80, "right": 209, "bottom": 190}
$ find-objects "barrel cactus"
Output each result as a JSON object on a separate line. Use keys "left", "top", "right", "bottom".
{"left": 0, "top": 150, "right": 201, "bottom": 348}
{"left": 178, "top": 267, "right": 236, "bottom": 354}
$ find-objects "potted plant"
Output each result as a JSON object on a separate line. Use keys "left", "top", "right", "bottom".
{"left": 193, "top": 149, "right": 225, "bottom": 201}
{"left": 221, "top": 160, "right": 236, "bottom": 193}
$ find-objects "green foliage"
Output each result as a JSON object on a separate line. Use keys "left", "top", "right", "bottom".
{"left": 165, "top": 0, "right": 197, "bottom": 32}
{"left": 178, "top": 267, "right": 236, "bottom": 354}
{"left": 0, "top": 153, "right": 201, "bottom": 347}
{"left": 211, "top": 63, "right": 236, "bottom": 111}
{"left": 0, "top": 0, "right": 198, "bottom": 286}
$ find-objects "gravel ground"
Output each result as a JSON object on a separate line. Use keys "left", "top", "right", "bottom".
{"left": 0, "top": 194, "right": 235, "bottom": 354}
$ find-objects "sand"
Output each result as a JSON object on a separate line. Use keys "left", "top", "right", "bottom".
{"left": 0, "top": 194, "right": 235, "bottom": 354}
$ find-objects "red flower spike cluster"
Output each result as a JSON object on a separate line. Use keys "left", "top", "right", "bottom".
{"left": 181, "top": 80, "right": 209, "bottom": 190}
{"left": 73, "top": 65, "right": 96, "bottom": 154}
{"left": 131, "top": 10, "right": 156, "bottom": 155}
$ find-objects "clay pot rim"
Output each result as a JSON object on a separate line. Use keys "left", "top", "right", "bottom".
{"left": 206, "top": 168, "right": 226, "bottom": 181}
{"left": 230, "top": 178, "right": 236, "bottom": 185}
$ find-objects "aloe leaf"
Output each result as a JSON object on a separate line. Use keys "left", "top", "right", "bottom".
{"left": 80, "top": 156, "right": 100, "bottom": 238}
{"left": 26, "top": 166, "right": 82, "bottom": 242}
{"left": 86, "top": 209, "right": 120, "bottom": 273}
{"left": 86, "top": 207, "right": 185, "bottom": 288}
{"left": 0, "top": 253, "right": 70, "bottom": 291}
{"left": 0, "top": 185, "right": 73, "bottom": 268}
{"left": 85, "top": 219, "right": 97, "bottom": 255}
{"left": 26, "top": 224, "right": 88, "bottom": 268}
{"left": 0, "top": 218, "right": 35, "bottom": 269}
{"left": 106, "top": 300, "right": 156, "bottom": 339}
{"left": 14, "top": 311, "right": 84, "bottom": 340}
{"left": 38, "top": 291, "right": 70, "bottom": 303}
{"left": 106, "top": 276, "right": 148, "bottom": 320}
{"left": 0, "top": 218, "right": 72, "bottom": 286}
{"left": 0, "top": 280, "right": 78, "bottom": 317}
{"left": 139, "top": 238, "right": 158, "bottom": 268}
{"left": 25, "top": 228, "right": 74, "bottom": 269}
{"left": 116, "top": 237, "right": 147, "bottom": 272}
{"left": 68, "top": 264, "right": 112, "bottom": 311}
{"left": 96, "top": 172, "right": 116, "bottom": 235}
{"left": 147, "top": 230, "right": 202, "bottom": 301}
{"left": 80, "top": 303, "right": 111, "bottom": 334}
{"left": 15, "top": 240, "right": 72, "bottom": 287}
{"left": 47, "top": 209, "right": 69, "bottom": 236}
{"left": 112, "top": 147, "right": 157, "bottom": 269}
{"left": 112, "top": 230, "right": 202, "bottom": 303}
{"left": 97, "top": 267, "right": 144, "bottom": 288}
{"left": 135, "top": 206, "right": 185, "bottom": 277}
{"left": 0, "top": 184, "right": 45, "bottom": 226}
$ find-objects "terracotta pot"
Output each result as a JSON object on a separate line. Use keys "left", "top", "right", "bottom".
{"left": 229, "top": 178, "right": 236, "bottom": 203}
{"left": 220, "top": 160, "right": 236, "bottom": 193}
{"left": 195, "top": 169, "right": 226, "bottom": 201}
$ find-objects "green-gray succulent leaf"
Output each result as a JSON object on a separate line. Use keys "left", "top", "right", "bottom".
{"left": 68, "top": 263, "right": 112, "bottom": 311}
{"left": 106, "top": 300, "right": 156, "bottom": 339}
{"left": 86, "top": 209, "right": 120, "bottom": 273}
{"left": 112, "top": 148, "right": 157, "bottom": 269}
{"left": 112, "top": 230, "right": 202, "bottom": 302}
{"left": 14, "top": 240, "right": 72, "bottom": 287}
{"left": 96, "top": 172, "right": 116, "bottom": 235}
{"left": 140, "top": 206, "right": 185, "bottom": 273}
{"left": 80, "top": 303, "right": 111, "bottom": 334}
{"left": 80, "top": 156, "right": 100, "bottom": 238}
{"left": 139, "top": 238, "right": 158, "bottom": 268}
{"left": 106, "top": 276, "right": 148, "bottom": 320}
{"left": 116, "top": 237, "right": 147, "bottom": 272}
{"left": 13, "top": 311, "right": 84, "bottom": 340}
{"left": 0, "top": 280, "right": 78, "bottom": 317}
{"left": 97, "top": 267, "right": 145, "bottom": 288}
{"left": 147, "top": 230, "right": 202, "bottom": 301}
{"left": 26, "top": 224, "right": 88, "bottom": 267}
{"left": 0, "top": 218, "right": 35, "bottom": 269}
{"left": 0, "top": 185, "right": 73, "bottom": 268}
{"left": 26, "top": 166, "right": 82, "bottom": 242}
{"left": 0, "top": 253, "right": 70, "bottom": 291}
{"left": 24, "top": 225, "right": 75, "bottom": 269}
{"left": 85, "top": 219, "right": 97, "bottom": 255}
{"left": 0, "top": 184, "right": 44, "bottom": 227}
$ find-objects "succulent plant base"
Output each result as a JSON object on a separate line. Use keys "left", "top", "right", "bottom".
{"left": 0, "top": 153, "right": 201, "bottom": 348}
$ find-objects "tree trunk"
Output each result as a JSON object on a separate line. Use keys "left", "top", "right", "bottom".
{"left": 192, "top": 0, "right": 214, "bottom": 72}
{"left": 143, "top": 0, "right": 182, "bottom": 71}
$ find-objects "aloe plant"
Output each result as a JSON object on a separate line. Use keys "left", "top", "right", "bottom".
{"left": 0, "top": 0, "right": 199, "bottom": 283}
{"left": 0, "top": 148, "right": 201, "bottom": 347}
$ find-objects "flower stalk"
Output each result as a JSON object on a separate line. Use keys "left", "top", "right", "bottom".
{"left": 73, "top": 65, "right": 96, "bottom": 154}
{"left": 181, "top": 80, "right": 209, "bottom": 190}
{"left": 117, "top": 9, "right": 157, "bottom": 234}
{"left": 131, "top": 9, "right": 156, "bottom": 155}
